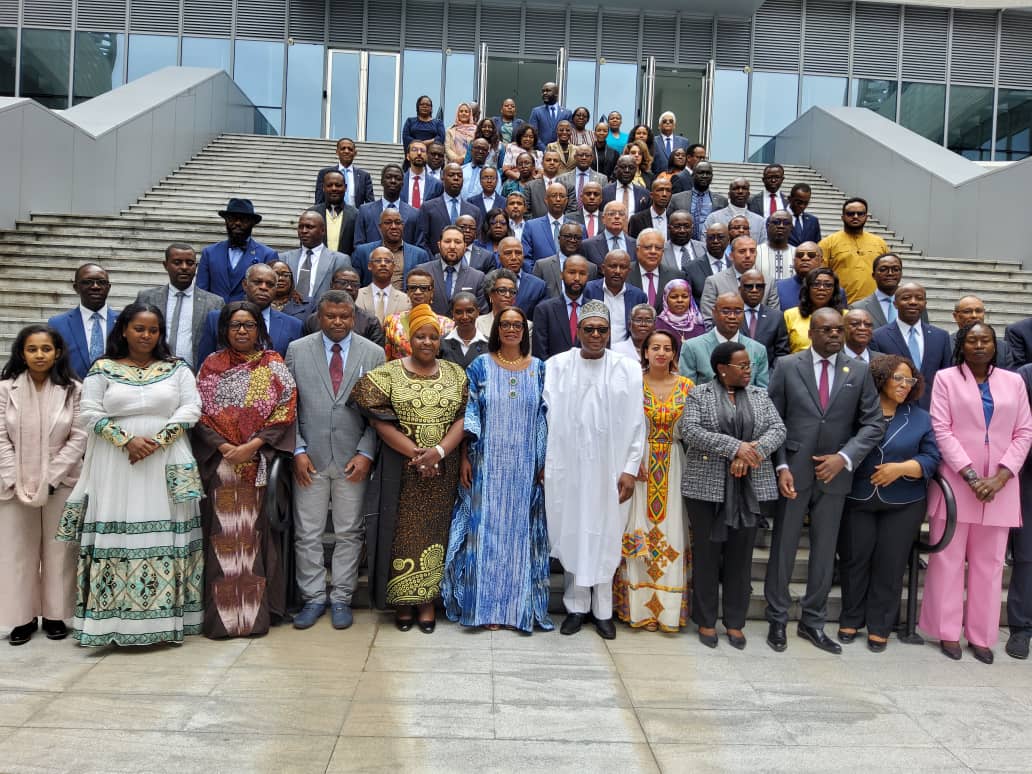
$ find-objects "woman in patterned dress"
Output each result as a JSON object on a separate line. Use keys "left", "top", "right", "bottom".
{"left": 614, "top": 329, "right": 695, "bottom": 632}
{"left": 352, "top": 304, "right": 468, "bottom": 633}
{"left": 57, "top": 303, "right": 204, "bottom": 646}
{"left": 192, "top": 301, "right": 297, "bottom": 638}
{"left": 382, "top": 268, "right": 454, "bottom": 361}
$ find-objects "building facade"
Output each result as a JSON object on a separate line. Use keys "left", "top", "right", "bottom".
{"left": 0, "top": 0, "right": 1029, "bottom": 162}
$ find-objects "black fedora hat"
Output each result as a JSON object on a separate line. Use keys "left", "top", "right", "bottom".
{"left": 217, "top": 198, "right": 263, "bottom": 223}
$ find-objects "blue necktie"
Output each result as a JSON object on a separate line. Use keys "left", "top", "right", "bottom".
{"left": 907, "top": 326, "right": 922, "bottom": 369}
{"left": 885, "top": 297, "right": 897, "bottom": 323}
{"left": 89, "top": 312, "right": 104, "bottom": 361}
{"left": 666, "top": 136, "right": 672, "bottom": 156}
{"left": 449, "top": 198, "right": 459, "bottom": 222}
{"left": 445, "top": 266, "right": 455, "bottom": 299}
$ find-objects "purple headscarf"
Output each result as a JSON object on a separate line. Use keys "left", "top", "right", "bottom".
{"left": 655, "top": 279, "right": 706, "bottom": 342}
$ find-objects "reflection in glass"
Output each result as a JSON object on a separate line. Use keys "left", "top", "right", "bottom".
{"left": 401, "top": 50, "right": 443, "bottom": 122}
{"left": 852, "top": 79, "right": 897, "bottom": 120}
{"left": 947, "top": 85, "right": 994, "bottom": 160}
{"left": 328, "top": 50, "right": 360, "bottom": 139}
{"left": 20, "top": 29, "right": 70, "bottom": 108}
{"left": 710, "top": 68, "right": 747, "bottom": 161}
{"left": 598, "top": 61, "right": 638, "bottom": 131}
{"left": 234, "top": 39, "right": 285, "bottom": 110}
{"left": 443, "top": 51, "right": 475, "bottom": 122}
{"left": 255, "top": 108, "right": 281, "bottom": 135}
{"left": 800, "top": 75, "right": 846, "bottom": 114}
{"left": 182, "top": 37, "right": 231, "bottom": 71}
{"left": 73, "top": 32, "right": 125, "bottom": 104}
{"left": 285, "top": 43, "right": 323, "bottom": 138}
{"left": 127, "top": 34, "right": 177, "bottom": 82}
{"left": 366, "top": 53, "right": 399, "bottom": 142}
{"left": 899, "top": 82, "right": 946, "bottom": 144}
{"left": 565, "top": 59, "right": 597, "bottom": 121}
{"left": 0, "top": 28, "right": 15, "bottom": 97}
{"left": 485, "top": 57, "right": 555, "bottom": 124}
{"left": 749, "top": 71, "right": 798, "bottom": 143}
{"left": 995, "top": 88, "right": 1032, "bottom": 161}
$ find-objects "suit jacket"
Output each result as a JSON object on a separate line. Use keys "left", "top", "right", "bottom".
{"left": 354, "top": 199, "right": 422, "bottom": 247}
{"left": 524, "top": 177, "right": 565, "bottom": 219}
{"left": 512, "top": 271, "right": 548, "bottom": 318}
{"left": 668, "top": 189, "right": 728, "bottom": 215}
{"left": 417, "top": 196, "right": 483, "bottom": 256}
{"left": 532, "top": 294, "right": 579, "bottom": 360}
{"left": 196, "top": 237, "right": 278, "bottom": 303}
{"left": 302, "top": 306, "right": 385, "bottom": 348}
{"left": 602, "top": 182, "right": 651, "bottom": 214}
{"left": 426, "top": 260, "right": 487, "bottom": 316}
{"left": 545, "top": 141, "right": 577, "bottom": 172}
{"left": 278, "top": 247, "right": 352, "bottom": 305}
{"left": 520, "top": 213, "right": 583, "bottom": 266}
{"left": 768, "top": 349, "right": 884, "bottom": 495}
{"left": 700, "top": 266, "right": 780, "bottom": 320}
{"left": 355, "top": 285, "right": 411, "bottom": 324}
{"left": 627, "top": 208, "right": 663, "bottom": 239}
{"left": 743, "top": 304, "right": 791, "bottom": 368}
{"left": 532, "top": 254, "right": 598, "bottom": 298}
{"left": 557, "top": 168, "right": 608, "bottom": 210}
{"left": 651, "top": 134, "right": 690, "bottom": 176}
{"left": 465, "top": 192, "right": 505, "bottom": 220}
{"left": 663, "top": 240, "right": 706, "bottom": 274}
{"left": 590, "top": 144, "right": 620, "bottom": 180}
{"left": 582, "top": 279, "right": 648, "bottom": 340}
{"left": 196, "top": 307, "right": 303, "bottom": 367}
{"left": 871, "top": 322, "right": 953, "bottom": 410}
{"left": 308, "top": 203, "right": 359, "bottom": 255}
{"left": 286, "top": 332, "right": 385, "bottom": 470}
{"left": 849, "top": 403, "right": 941, "bottom": 505}
{"left": 747, "top": 189, "right": 791, "bottom": 218}
{"left": 788, "top": 211, "right": 822, "bottom": 246}
{"left": 47, "top": 307, "right": 119, "bottom": 379}
{"left": 528, "top": 104, "right": 573, "bottom": 149}
{"left": 705, "top": 207, "right": 766, "bottom": 244}
{"left": 685, "top": 255, "right": 720, "bottom": 305}
{"left": 136, "top": 285, "right": 224, "bottom": 369}
{"left": 669, "top": 169, "right": 692, "bottom": 195}
{"left": 439, "top": 337, "right": 490, "bottom": 369}
{"left": 350, "top": 240, "right": 432, "bottom": 288}
{"left": 1006, "top": 317, "right": 1032, "bottom": 369}
{"left": 627, "top": 263, "right": 681, "bottom": 313}
{"left": 678, "top": 330, "right": 770, "bottom": 388}
{"left": 400, "top": 171, "right": 444, "bottom": 205}
{"left": 580, "top": 233, "right": 638, "bottom": 268}
{"left": 314, "top": 164, "right": 374, "bottom": 207}
{"left": 776, "top": 275, "right": 848, "bottom": 312}
{"left": 850, "top": 291, "right": 929, "bottom": 330}
{"left": 491, "top": 116, "right": 527, "bottom": 143}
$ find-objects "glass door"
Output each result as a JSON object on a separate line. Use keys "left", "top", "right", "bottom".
{"left": 479, "top": 44, "right": 561, "bottom": 121}
{"left": 325, "top": 49, "right": 400, "bottom": 142}
{"left": 639, "top": 61, "right": 706, "bottom": 142}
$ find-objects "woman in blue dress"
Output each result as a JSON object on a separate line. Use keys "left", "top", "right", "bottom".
{"left": 443, "top": 306, "right": 553, "bottom": 633}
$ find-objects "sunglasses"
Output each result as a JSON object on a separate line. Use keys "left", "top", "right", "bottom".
{"left": 580, "top": 325, "right": 610, "bottom": 335}
{"left": 740, "top": 283, "right": 766, "bottom": 290}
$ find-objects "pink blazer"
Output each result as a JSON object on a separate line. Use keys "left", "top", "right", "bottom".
{"left": 928, "top": 364, "right": 1032, "bottom": 527}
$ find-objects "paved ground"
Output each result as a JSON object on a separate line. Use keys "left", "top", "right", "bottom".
{"left": 0, "top": 611, "right": 1029, "bottom": 773}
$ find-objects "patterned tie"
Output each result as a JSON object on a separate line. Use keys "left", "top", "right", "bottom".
{"left": 168, "top": 291, "right": 185, "bottom": 355}
{"left": 691, "top": 192, "right": 705, "bottom": 241}
{"left": 298, "top": 249, "right": 313, "bottom": 299}
{"left": 611, "top": 235, "right": 620, "bottom": 252}
{"left": 412, "top": 175, "right": 421, "bottom": 208}
{"left": 89, "top": 312, "right": 104, "bottom": 361}
{"left": 445, "top": 266, "right": 456, "bottom": 299}
{"left": 577, "top": 172, "right": 586, "bottom": 204}
{"left": 907, "top": 326, "right": 922, "bottom": 369}
{"left": 818, "top": 358, "right": 830, "bottom": 410}
{"left": 646, "top": 272, "right": 656, "bottom": 306}
{"left": 622, "top": 186, "right": 631, "bottom": 217}
{"left": 449, "top": 198, "right": 459, "bottom": 222}
{"left": 569, "top": 299, "right": 578, "bottom": 342}
{"left": 680, "top": 245, "right": 689, "bottom": 270}
{"left": 551, "top": 219, "right": 561, "bottom": 247}
{"left": 329, "top": 343, "right": 343, "bottom": 393}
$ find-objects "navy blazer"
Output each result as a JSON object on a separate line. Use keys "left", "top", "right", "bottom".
{"left": 871, "top": 322, "right": 953, "bottom": 410}
{"left": 580, "top": 233, "right": 638, "bottom": 269}
{"left": 788, "top": 212, "right": 822, "bottom": 247}
{"left": 354, "top": 200, "right": 423, "bottom": 247}
{"left": 47, "top": 307, "right": 119, "bottom": 379}
{"left": 848, "top": 403, "right": 941, "bottom": 504}
{"left": 1006, "top": 317, "right": 1032, "bottom": 369}
{"left": 528, "top": 104, "right": 573, "bottom": 149}
{"left": 744, "top": 305, "right": 791, "bottom": 367}
{"left": 512, "top": 271, "right": 548, "bottom": 318}
{"left": 651, "top": 134, "right": 690, "bottom": 175}
{"left": 350, "top": 241, "right": 432, "bottom": 287}
{"left": 417, "top": 196, "right": 483, "bottom": 256}
{"left": 669, "top": 169, "right": 692, "bottom": 195}
{"left": 196, "top": 307, "right": 303, "bottom": 367}
{"left": 531, "top": 295, "right": 578, "bottom": 360}
{"left": 196, "top": 237, "right": 278, "bottom": 303}
{"left": 775, "top": 275, "right": 847, "bottom": 312}
{"left": 582, "top": 279, "right": 648, "bottom": 340}
{"left": 521, "top": 214, "right": 581, "bottom": 268}
{"left": 466, "top": 192, "right": 505, "bottom": 220}
{"left": 314, "top": 165, "right": 374, "bottom": 207}
{"left": 400, "top": 171, "right": 444, "bottom": 205}
{"left": 601, "top": 182, "right": 652, "bottom": 214}
{"left": 491, "top": 116, "right": 527, "bottom": 144}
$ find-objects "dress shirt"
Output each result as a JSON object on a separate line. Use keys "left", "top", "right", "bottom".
{"left": 843, "top": 346, "right": 872, "bottom": 364}
{"left": 715, "top": 330, "right": 742, "bottom": 344}
{"left": 297, "top": 243, "right": 325, "bottom": 299}
{"left": 79, "top": 304, "right": 112, "bottom": 338}
{"left": 165, "top": 284, "right": 195, "bottom": 362}
{"left": 371, "top": 284, "right": 394, "bottom": 316}
{"left": 295, "top": 332, "right": 371, "bottom": 458}
{"left": 875, "top": 289, "right": 896, "bottom": 323}
{"left": 480, "top": 192, "right": 500, "bottom": 212}
{"left": 509, "top": 220, "right": 524, "bottom": 241}
{"left": 227, "top": 245, "right": 244, "bottom": 270}
{"left": 338, "top": 164, "right": 355, "bottom": 206}
{"left": 381, "top": 197, "right": 400, "bottom": 211}
{"left": 407, "top": 172, "right": 427, "bottom": 203}
{"left": 615, "top": 183, "right": 639, "bottom": 216}
{"left": 763, "top": 190, "right": 790, "bottom": 214}
{"left": 444, "top": 195, "right": 463, "bottom": 221}
{"left": 605, "top": 231, "right": 627, "bottom": 253}
{"left": 582, "top": 210, "right": 600, "bottom": 239}
{"left": 444, "top": 326, "right": 489, "bottom": 356}
{"left": 708, "top": 254, "right": 726, "bottom": 274}
{"left": 648, "top": 208, "right": 667, "bottom": 240}
{"left": 810, "top": 347, "right": 852, "bottom": 470}
{"left": 261, "top": 306, "right": 272, "bottom": 332}
{"left": 601, "top": 284, "right": 628, "bottom": 341}
{"left": 743, "top": 306, "right": 761, "bottom": 338}
{"left": 461, "top": 163, "right": 484, "bottom": 198}
{"left": 896, "top": 319, "right": 924, "bottom": 362}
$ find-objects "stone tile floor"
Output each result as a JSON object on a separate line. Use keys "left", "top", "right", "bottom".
{"left": 0, "top": 611, "right": 1029, "bottom": 773}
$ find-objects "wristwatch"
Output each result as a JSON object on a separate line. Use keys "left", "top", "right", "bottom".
{"left": 962, "top": 469, "right": 979, "bottom": 484}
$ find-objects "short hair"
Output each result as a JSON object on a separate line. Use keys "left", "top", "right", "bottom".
{"left": 406, "top": 267, "right": 433, "bottom": 287}
{"left": 449, "top": 291, "right": 478, "bottom": 313}
{"left": 440, "top": 224, "right": 465, "bottom": 240}
{"left": 686, "top": 143, "right": 704, "bottom": 156}
{"left": 630, "top": 303, "right": 656, "bottom": 320}
{"left": 245, "top": 263, "right": 276, "bottom": 282}
{"left": 488, "top": 306, "right": 531, "bottom": 357}
{"left": 381, "top": 163, "right": 403, "bottom": 178}
{"left": 506, "top": 191, "right": 527, "bottom": 204}
{"left": 216, "top": 300, "right": 272, "bottom": 352}
{"left": 869, "top": 354, "right": 925, "bottom": 404}
{"left": 316, "top": 289, "right": 354, "bottom": 311}
{"left": 74, "top": 262, "right": 106, "bottom": 282}
{"left": 763, "top": 163, "right": 785, "bottom": 173}
{"left": 164, "top": 243, "right": 194, "bottom": 260}
{"left": 842, "top": 196, "right": 868, "bottom": 214}
{"left": 789, "top": 182, "right": 811, "bottom": 197}
{"left": 483, "top": 267, "right": 518, "bottom": 297}
{"left": 710, "top": 341, "right": 747, "bottom": 387}
{"left": 872, "top": 252, "right": 902, "bottom": 271}
{"left": 1, "top": 324, "right": 77, "bottom": 386}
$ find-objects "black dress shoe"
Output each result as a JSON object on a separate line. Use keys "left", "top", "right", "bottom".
{"left": 41, "top": 619, "right": 67, "bottom": 640}
{"left": 767, "top": 622, "right": 787, "bottom": 652}
{"left": 698, "top": 630, "right": 718, "bottom": 649}
{"left": 395, "top": 616, "right": 414, "bottom": 632}
{"left": 9, "top": 619, "right": 38, "bottom": 646}
{"left": 727, "top": 631, "right": 747, "bottom": 650}
{"left": 797, "top": 623, "right": 842, "bottom": 654}
{"left": 867, "top": 637, "right": 887, "bottom": 653}
{"left": 836, "top": 628, "right": 859, "bottom": 644}
{"left": 560, "top": 613, "right": 585, "bottom": 636}
{"left": 594, "top": 617, "right": 616, "bottom": 640}
{"left": 418, "top": 618, "right": 436, "bottom": 634}
{"left": 1006, "top": 631, "right": 1030, "bottom": 660}
{"left": 940, "top": 641, "right": 962, "bottom": 660}
{"left": 969, "top": 644, "right": 994, "bottom": 664}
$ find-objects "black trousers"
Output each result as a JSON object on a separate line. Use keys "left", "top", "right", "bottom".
{"left": 688, "top": 499, "right": 757, "bottom": 630}
{"left": 837, "top": 497, "right": 926, "bottom": 637}
{"left": 1008, "top": 501, "right": 1032, "bottom": 633}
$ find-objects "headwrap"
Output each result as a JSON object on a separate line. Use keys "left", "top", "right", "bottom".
{"left": 579, "top": 300, "right": 610, "bottom": 323}
{"left": 407, "top": 303, "right": 442, "bottom": 336}
{"left": 656, "top": 279, "right": 706, "bottom": 341}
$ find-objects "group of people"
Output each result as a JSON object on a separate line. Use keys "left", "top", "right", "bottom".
{"left": 5, "top": 87, "right": 1032, "bottom": 668}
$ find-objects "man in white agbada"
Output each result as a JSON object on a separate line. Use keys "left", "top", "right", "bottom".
{"left": 543, "top": 299, "right": 646, "bottom": 639}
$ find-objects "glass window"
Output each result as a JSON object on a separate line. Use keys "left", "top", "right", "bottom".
{"left": 800, "top": 75, "right": 846, "bottom": 114}
{"left": 182, "top": 37, "right": 230, "bottom": 71}
{"left": 443, "top": 51, "right": 475, "bottom": 122}
{"left": 565, "top": 58, "right": 597, "bottom": 122}
{"left": 284, "top": 42, "right": 323, "bottom": 138}
{"left": 327, "top": 50, "right": 360, "bottom": 139}
{"left": 20, "top": 29, "right": 70, "bottom": 108}
{"left": 255, "top": 108, "right": 281, "bottom": 135}
{"left": 127, "top": 34, "right": 177, "bottom": 82}
{"left": 995, "top": 88, "right": 1032, "bottom": 162}
{"left": 851, "top": 78, "right": 897, "bottom": 121}
{"left": 73, "top": 32, "right": 125, "bottom": 105}
{"left": 0, "top": 28, "right": 15, "bottom": 97}
{"left": 401, "top": 49, "right": 442, "bottom": 123}
{"left": 234, "top": 39, "right": 285, "bottom": 110}
{"left": 366, "top": 53, "right": 399, "bottom": 143}
{"left": 597, "top": 61, "right": 638, "bottom": 131}
{"left": 899, "top": 81, "right": 945, "bottom": 145}
{"left": 749, "top": 71, "right": 798, "bottom": 153}
{"left": 947, "top": 85, "right": 994, "bottom": 161}
{"left": 710, "top": 68, "right": 748, "bottom": 162}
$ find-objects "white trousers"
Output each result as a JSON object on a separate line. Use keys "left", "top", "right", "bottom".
{"left": 563, "top": 573, "right": 613, "bottom": 619}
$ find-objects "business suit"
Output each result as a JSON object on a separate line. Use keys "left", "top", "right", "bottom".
{"left": 601, "top": 182, "right": 651, "bottom": 214}
{"left": 350, "top": 240, "right": 432, "bottom": 288}
{"left": 627, "top": 208, "right": 665, "bottom": 239}
{"left": 627, "top": 263, "right": 680, "bottom": 313}
{"left": 557, "top": 168, "right": 607, "bottom": 209}
{"left": 705, "top": 207, "right": 766, "bottom": 244}
{"left": 685, "top": 255, "right": 720, "bottom": 306}
{"left": 532, "top": 254, "right": 599, "bottom": 298}
{"left": 528, "top": 103, "right": 573, "bottom": 149}
{"left": 314, "top": 164, "right": 374, "bottom": 207}
{"left": 532, "top": 294, "right": 580, "bottom": 359}
{"left": 765, "top": 350, "right": 884, "bottom": 630}
{"left": 651, "top": 134, "right": 690, "bottom": 175}
{"left": 439, "top": 336, "right": 489, "bottom": 369}
{"left": 1006, "top": 317, "right": 1032, "bottom": 368}
{"left": 491, "top": 115, "right": 526, "bottom": 143}
{"left": 417, "top": 195, "right": 483, "bottom": 256}
{"left": 512, "top": 271, "right": 547, "bottom": 318}
{"left": 545, "top": 142, "right": 577, "bottom": 172}
{"left": 136, "top": 284, "right": 224, "bottom": 369}
{"left": 426, "top": 260, "right": 487, "bottom": 316}
{"left": 354, "top": 199, "right": 422, "bottom": 247}
{"left": 663, "top": 240, "right": 706, "bottom": 274}
{"left": 678, "top": 331, "right": 770, "bottom": 388}
{"left": 521, "top": 213, "right": 582, "bottom": 266}
{"left": 524, "top": 177, "right": 564, "bottom": 219}
{"left": 700, "top": 266, "right": 781, "bottom": 320}
{"left": 278, "top": 247, "right": 352, "bottom": 305}
{"left": 580, "top": 233, "right": 638, "bottom": 268}
{"left": 870, "top": 322, "right": 952, "bottom": 410}
{"left": 196, "top": 237, "right": 278, "bottom": 303}
{"left": 669, "top": 169, "right": 692, "bottom": 195}
{"left": 307, "top": 202, "right": 357, "bottom": 256}
{"left": 355, "top": 284, "right": 410, "bottom": 325}
{"left": 466, "top": 192, "right": 504, "bottom": 219}
{"left": 850, "top": 292, "right": 929, "bottom": 329}
{"left": 1008, "top": 365, "right": 1032, "bottom": 641}
{"left": 742, "top": 305, "right": 790, "bottom": 368}
{"left": 669, "top": 189, "right": 727, "bottom": 216}
{"left": 286, "top": 332, "right": 385, "bottom": 607}
{"left": 400, "top": 171, "right": 444, "bottom": 205}
{"left": 747, "top": 189, "right": 790, "bottom": 218}
{"left": 196, "top": 306, "right": 302, "bottom": 367}
{"left": 788, "top": 211, "right": 822, "bottom": 246}
{"left": 582, "top": 278, "right": 647, "bottom": 340}
{"left": 302, "top": 306, "right": 385, "bottom": 347}
{"left": 47, "top": 307, "right": 119, "bottom": 379}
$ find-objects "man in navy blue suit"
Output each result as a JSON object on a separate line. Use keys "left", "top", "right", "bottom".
{"left": 871, "top": 282, "right": 952, "bottom": 410}
{"left": 400, "top": 141, "right": 444, "bottom": 206}
{"left": 528, "top": 82, "right": 572, "bottom": 151}
{"left": 497, "top": 237, "right": 547, "bottom": 318}
{"left": 582, "top": 250, "right": 648, "bottom": 343}
{"left": 787, "top": 183, "right": 822, "bottom": 247}
{"left": 532, "top": 255, "right": 592, "bottom": 360}
{"left": 521, "top": 182, "right": 583, "bottom": 269}
{"left": 196, "top": 199, "right": 278, "bottom": 303}
{"left": 48, "top": 263, "right": 119, "bottom": 379}
{"left": 355, "top": 164, "right": 422, "bottom": 247}
{"left": 314, "top": 138, "right": 374, "bottom": 208}
{"left": 350, "top": 208, "right": 432, "bottom": 287}
{"left": 196, "top": 263, "right": 302, "bottom": 365}
{"left": 417, "top": 162, "right": 483, "bottom": 256}
{"left": 651, "top": 111, "right": 690, "bottom": 175}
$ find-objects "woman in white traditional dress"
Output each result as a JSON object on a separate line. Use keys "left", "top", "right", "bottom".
{"left": 58, "top": 302, "right": 204, "bottom": 646}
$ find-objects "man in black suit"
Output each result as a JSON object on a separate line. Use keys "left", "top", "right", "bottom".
{"left": 668, "top": 162, "right": 727, "bottom": 241}
{"left": 426, "top": 225, "right": 486, "bottom": 315}
{"left": 663, "top": 211, "right": 706, "bottom": 274}
{"left": 602, "top": 155, "right": 651, "bottom": 217}
{"left": 948, "top": 295, "right": 1012, "bottom": 369}
{"left": 765, "top": 308, "right": 884, "bottom": 654}
{"left": 355, "top": 164, "right": 422, "bottom": 247}
{"left": 532, "top": 255, "right": 591, "bottom": 359}
{"left": 787, "top": 183, "right": 822, "bottom": 246}
{"left": 1006, "top": 316, "right": 1032, "bottom": 369}
{"left": 417, "top": 162, "right": 483, "bottom": 256}
{"left": 739, "top": 268, "right": 789, "bottom": 368}
{"left": 590, "top": 122, "right": 619, "bottom": 180}
{"left": 524, "top": 150, "right": 566, "bottom": 219}
{"left": 310, "top": 170, "right": 358, "bottom": 255}
{"left": 628, "top": 177, "right": 673, "bottom": 239}
{"left": 627, "top": 229, "right": 680, "bottom": 313}
{"left": 685, "top": 222, "right": 729, "bottom": 306}
{"left": 315, "top": 138, "right": 374, "bottom": 208}
{"left": 669, "top": 143, "right": 707, "bottom": 194}
{"left": 580, "top": 201, "right": 637, "bottom": 268}
{"left": 748, "top": 163, "right": 791, "bottom": 217}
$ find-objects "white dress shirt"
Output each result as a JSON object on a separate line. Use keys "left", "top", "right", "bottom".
{"left": 509, "top": 219, "right": 524, "bottom": 241}
{"left": 296, "top": 243, "right": 325, "bottom": 299}
{"left": 601, "top": 284, "right": 628, "bottom": 341}
{"left": 444, "top": 326, "right": 488, "bottom": 356}
{"left": 407, "top": 172, "right": 426, "bottom": 203}
{"left": 164, "top": 284, "right": 195, "bottom": 363}
{"left": 843, "top": 346, "right": 872, "bottom": 363}
{"left": 78, "top": 304, "right": 112, "bottom": 335}
{"left": 615, "top": 183, "right": 639, "bottom": 216}
{"left": 648, "top": 208, "right": 667, "bottom": 240}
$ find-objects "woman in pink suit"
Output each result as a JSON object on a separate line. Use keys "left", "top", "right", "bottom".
{"left": 919, "top": 322, "right": 1032, "bottom": 663}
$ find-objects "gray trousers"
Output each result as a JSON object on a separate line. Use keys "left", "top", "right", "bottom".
{"left": 293, "top": 462, "right": 368, "bottom": 606}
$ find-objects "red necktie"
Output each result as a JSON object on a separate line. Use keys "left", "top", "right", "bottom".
{"left": 412, "top": 175, "right": 421, "bottom": 209}
{"left": 330, "top": 343, "right": 343, "bottom": 393}
{"left": 769, "top": 193, "right": 777, "bottom": 216}
{"left": 569, "top": 299, "right": 578, "bottom": 342}
{"left": 818, "top": 358, "right": 830, "bottom": 410}
{"left": 646, "top": 272, "right": 656, "bottom": 306}
{"left": 587, "top": 213, "right": 596, "bottom": 238}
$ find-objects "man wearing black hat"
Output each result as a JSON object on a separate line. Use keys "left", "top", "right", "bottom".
{"left": 197, "top": 198, "right": 279, "bottom": 303}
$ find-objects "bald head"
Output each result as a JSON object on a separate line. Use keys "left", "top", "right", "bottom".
{"left": 953, "top": 295, "right": 986, "bottom": 330}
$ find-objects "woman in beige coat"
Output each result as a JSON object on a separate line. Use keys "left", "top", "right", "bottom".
{"left": 0, "top": 324, "right": 87, "bottom": 645}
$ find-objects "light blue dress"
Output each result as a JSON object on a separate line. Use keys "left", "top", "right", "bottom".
{"left": 443, "top": 355, "right": 553, "bottom": 631}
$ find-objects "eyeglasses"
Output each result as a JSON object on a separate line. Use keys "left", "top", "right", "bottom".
{"left": 874, "top": 265, "right": 902, "bottom": 274}
{"left": 332, "top": 281, "right": 361, "bottom": 290}
{"left": 706, "top": 234, "right": 727, "bottom": 242}
{"left": 847, "top": 320, "right": 874, "bottom": 329}
{"left": 811, "top": 281, "right": 836, "bottom": 289}
{"left": 498, "top": 321, "right": 525, "bottom": 331}
{"left": 795, "top": 251, "right": 818, "bottom": 258}
{"left": 491, "top": 287, "right": 517, "bottom": 297}
{"left": 768, "top": 219, "right": 791, "bottom": 226}
{"left": 740, "top": 283, "right": 766, "bottom": 290}
{"left": 716, "top": 308, "right": 744, "bottom": 317}
{"left": 580, "top": 325, "right": 610, "bottom": 335}
{"left": 844, "top": 210, "right": 868, "bottom": 217}
{"left": 726, "top": 362, "right": 752, "bottom": 371}
{"left": 77, "top": 279, "right": 110, "bottom": 287}
{"left": 407, "top": 284, "right": 433, "bottom": 292}
{"left": 228, "top": 321, "right": 258, "bottom": 331}
{"left": 813, "top": 325, "right": 845, "bottom": 335}
{"left": 890, "top": 374, "right": 918, "bottom": 386}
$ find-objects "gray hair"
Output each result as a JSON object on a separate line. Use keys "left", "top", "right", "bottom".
{"left": 630, "top": 303, "right": 656, "bottom": 320}
{"left": 482, "top": 268, "right": 518, "bottom": 296}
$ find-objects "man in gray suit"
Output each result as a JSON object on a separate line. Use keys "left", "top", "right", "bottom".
{"left": 557, "top": 145, "right": 607, "bottom": 211}
{"left": 279, "top": 211, "right": 352, "bottom": 308}
{"left": 764, "top": 308, "right": 884, "bottom": 654}
{"left": 700, "top": 237, "right": 780, "bottom": 320}
{"left": 427, "top": 225, "right": 487, "bottom": 315}
{"left": 849, "top": 252, "right": 927, "bottom": 329}
{"left": 136, "top": 243, "right": 224, "bottom": 370}
{"left": 287, "top": 290, "right": 386, "bottom": 631}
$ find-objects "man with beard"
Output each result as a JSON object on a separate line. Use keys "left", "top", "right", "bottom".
{"left": 197, "top": 198, "right": 278, "bottom": 303}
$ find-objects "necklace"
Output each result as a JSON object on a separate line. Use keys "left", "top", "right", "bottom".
{"left": 495, "top": 352, "right": 524, "bottom": 366}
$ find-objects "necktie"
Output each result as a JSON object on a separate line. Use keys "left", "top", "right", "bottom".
{"left": 907, "top": 326, "right": 922, "bottom": 368}
{"left": 412, "top": 175, "right": 421, "bottom": 208}
{"left": 622, "top": 186, "right": 631, "bottom": 216}
{"left": 645, "top": 272, "right": 656, "bottom": 306}
{"left": 569, "top": 299, "right": 578, "bottom": 342}
{"left": 89, "top": 312, "right": 104, "bottom": 361}
{"left": 611, "top": 235, "right": 620, "bottom": 252}
{"left": 775, "top": 249, "right": 784, "bottom": 279}
{"left": 375, "top": 290, "right": 385, "bottom": 322}
{"left": 551, "top": 219, "right": 560, "bottom": 246}
{"left": 168, "top": 291, "right": 185, "bottom": 355}
{"left": 885, "top": 297, "right": 897, "bottom": 323}
{"left": 748, "top": 308, "right": 758, "bottom": 338}
{"left": 666, "top": 136, "right": 672, "bottom": 156}
{"left": 550, "top": 105, "right": 556, "bottom": 121}
{"left": 345, "top": 168, "right": 353, "bottom": 206}
{"left": 577, "top": 172, "right": 586, "bottom": 204}
{"left": 691, "top": 192, "right": 705, "bottom": 241}
{"left": 769, "top": 193, "right": 777, "bottom": 216}
{"left": 445, "top": 266, "right": 456, "bottom": 299}
{"left": 680, "top": 245, "right": 689, "bottom": 269}
{"left": 298, "top": 249, "right": 313, "bottom": 299}
{"left": 818, "top": 358, "right": 830, "bottom": 410}
{"left": 449, "top": 198, "right": 459, "bottom": 222}
{"left": 587, "top": 213, "right": 596, "bottom": 238}
{"left": 329, "top": 343, "right": 343, "bottom": 393}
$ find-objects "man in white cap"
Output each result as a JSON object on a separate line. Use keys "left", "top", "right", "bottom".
{"left": 543, "top": 300, "right": 646, "bottom": 639}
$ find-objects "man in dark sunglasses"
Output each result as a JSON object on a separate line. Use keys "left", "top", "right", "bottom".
{"left": 818, "top": 196, "right": 890, "bottom": 304}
